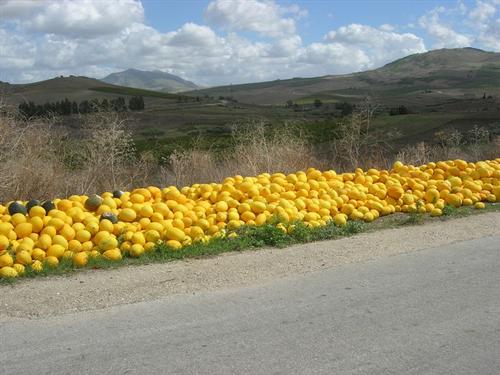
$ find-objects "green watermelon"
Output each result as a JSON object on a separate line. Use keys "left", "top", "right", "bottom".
{"left": 26, "top": 199, "right": 40, "bottom": 211}
{"left": 101, "top": 212, "right": 118, "bottom": 224}
{"left": 8, "top": 201, "right": 27, "bottom": 215}
{"left": 112, "top": 190, "right": 124, "bottom": 198}
{"left": 85, "top": 194, "right": 102, "bottom": 211}
{"left": 42, "top": 200, "right": 56, "bottom": 212}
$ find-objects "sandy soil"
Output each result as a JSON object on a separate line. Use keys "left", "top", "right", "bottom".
{"left": 1, "top": 212, "right": 499, "bottom": 320}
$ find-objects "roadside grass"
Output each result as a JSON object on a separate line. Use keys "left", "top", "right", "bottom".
{"left": 1, "top": 203, "right": 498, "bottom": 284}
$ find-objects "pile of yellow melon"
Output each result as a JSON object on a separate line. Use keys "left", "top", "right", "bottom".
{"left": 0, "top": 158, "right": 499, "bottom": 278}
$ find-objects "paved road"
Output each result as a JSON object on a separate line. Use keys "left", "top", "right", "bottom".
{"left": 1, "top": 235, "right": 500, "bottom": 375}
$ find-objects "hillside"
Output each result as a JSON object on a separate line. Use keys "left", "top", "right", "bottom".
{"left": 101, "top": 69, "right": 198, "bottom": 93}
{"left": 1, "top": 48, "right": 499, "bottom": 156}
{"left": 2, "top": 76, "right": 131, "bottom": 104}
{"left": 188, "top": 48, "right": 500, "bottom": 106}
{"left": 0, "top": 75, "right": 308, "bottom": 154}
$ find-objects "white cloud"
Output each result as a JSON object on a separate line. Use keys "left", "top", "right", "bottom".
{"left": 204, "top": 0, "right": 300, "bottom": 37}
{"left": 379, "top": 24, "right": 395, "bottom": 32}
{"left": 300, "top": 43, "right": 370, "bottom": 72}
{"left": 475, "top": 17, "right": 500, "bottom": 50}
{"left": 324, "top": 24, "right": 426, "bottom": 68}
{"left": 1, "top": 0, "right": 144, "bottom": 37}
{"left": 4, "top": 0, "right": 500, "bottom": 87}
{"left": 419, "top": 7, "right": 472, "bottom": 48}
{"left": 267, "top": 35, "right": 302, "bottom": 57}
{"left": 166, "top": 23, "right": 220, "bottom": 47}
{"left": 467, "top": 0, "right": 500, "bottom": 49}
{"left": 469, "top": 0, "right": 496, "bottom": 24}
{"left": 0, "top": 0, "right": 44, "bottom": 19}
{"left": 0, "top": 28, "right": 35, "bottom": 71}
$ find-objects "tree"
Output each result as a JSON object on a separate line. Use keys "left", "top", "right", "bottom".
{"left": 79, "top": 100, "right": 90, "bottom": 114}
{"left": 89, "top": 98, "right": 101, "bottom": 112}
{"left": 101, "top": 98, "right": 110, "bottom": 111}
{"left": 18, "top": 101, "right": 30, "bottom": 117}
{"left": 61, "top": 98, "right": 72, "bottom": 115}
{"left": 314, "top": 99, "right": 323, "bottom": 108}
{"left": 129, "top": 96, "right": 145, "bottom": 111}
{"left": 111, "top": 97, "right": 127, "bottom": 112}
{"left": 335, "top": 102, "right": 354, "bottom": 116}
{"left": 389, "top": 105, "right": 409, "bottom": 116}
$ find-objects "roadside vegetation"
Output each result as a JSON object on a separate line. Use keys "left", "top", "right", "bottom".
{"left": 0, "top": 100, "right": 498, "bottom": 202}
{"left": 1, "top": 202, "right": 498, "bottom": 284}
{"left": 0, "top": 98, "right": 499, "bottom": 282}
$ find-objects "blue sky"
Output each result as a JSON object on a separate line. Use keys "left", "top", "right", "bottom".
{"left": 143, "top": 0, "right": 448, "bottom": 42}
{"left": 0, "top": 0, "right": 498, "bottom": 85}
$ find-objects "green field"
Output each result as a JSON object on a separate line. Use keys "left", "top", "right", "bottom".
{"left": 89, "top": 86, "right": 184, "bottom": 99}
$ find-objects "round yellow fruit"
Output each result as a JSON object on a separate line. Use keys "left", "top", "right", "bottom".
{"left": 333, "top": 213, "right": 347, "bottom": 226}
{"left": 31, "top": 260, "right": 43, "bottom": 272}
{"left": 0, "top": 266, "right": 18, "bottom": 278}
{"left": 37, "top": 234, "right": 52, "bottom": 250}
{"left": 430, "top": 208, "right": 442, "bottom": 217}
{"left": 45, "top": 255, "right": 59, "bottom": 268}
{"left": 129, "top": 244, "right": 144, "bottom": 257}
{"left": 73, "top": 252, "right": 88, "bottom": 267}
{"left": 13, "top": 263, "right": 25, "bottom": 276}
{"left": 363, "top": 212, "right": 375, "bottom": 222}
{"left": 165, "top": 226, "right": 185, "bottom": 242}
{"left": 0, "top": 252, "right": 14, "bottom": 267}
{"left": 47, "top": 244, "right": 65, "bottom": 259}
{"left": 145, "top": 230, "right": 160, "bottom": 243}
{"left": 0, "top": 235, "right": 9, "bottom": 251}
{"left": 14, "top": 222, "right": 32, "bottom": 238}
{"left": 68, "top": 239, "right": 82, "bottom": 252}
{"left": 99, "top": 236, "right": 118, "bottom": 251}
{"left": 11, "top": 213, "right": 27, "bottom": 226}
{"left": 118, "top": 208, "right": 136, "bottom": 222}
{"left": 15, "top": 250, "right": 32, "bottom": 265}
{"left": 166, "top": 239, "right": 182, "bottom": 250}
{"left": 103, "top": 249, "right": 122, "bottom": 261}
{"left": 32, "top": 248, "right": 46, "bottom": 261}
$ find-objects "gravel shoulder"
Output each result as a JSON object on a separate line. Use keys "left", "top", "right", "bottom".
{"left": 1, "top": 212, "right": 499, "bottom": 320}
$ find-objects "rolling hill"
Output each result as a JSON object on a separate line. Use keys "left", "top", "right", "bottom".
{"left": 1, "top": 48, "right": 499, "bottom": 155}
{"left": 187, "top": 48, "right": 500, "bottom": 107}
{"left": 0, "top": 75, "right": 189, "bottom": 105}
{"left": 101, "top": 69, "right": 198, "bottom": 93}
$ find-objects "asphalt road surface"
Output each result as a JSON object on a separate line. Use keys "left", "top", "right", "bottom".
{"left": 1, "top": 235, "right": 499, "bottom": 375}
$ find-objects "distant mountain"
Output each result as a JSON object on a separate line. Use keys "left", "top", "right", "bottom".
{"left": 101, "top": 69, "right": 198, "bottom": 93}
{"left": 188, "top": 48, "right": 500, "bottom": 105}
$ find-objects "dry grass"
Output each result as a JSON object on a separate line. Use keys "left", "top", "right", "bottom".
{"left": 396, "top": 127, "right": 499, "bottom": 166}
{"left": 0, "top": 109, "right": 65, "bottom": 201}
{"left": 166, "top": 121, "right": 321, "bottom": 187}
{"left": 0, "top": 104, "right": 161, "bottom": 201}
{"left": 0, "top": 99, "right": 498, "bottom": 202}
{"left": 328, "top": 105, "right": 399, "bottom": 171}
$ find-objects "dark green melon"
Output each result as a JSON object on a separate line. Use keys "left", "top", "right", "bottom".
{"left": 8, "top": 201, "right": 27, "bottom": 215}
{"left": 112, "top": 190, "right": 124, "bottom": 198}
{"left": 100, "top": 212, "right": 118, "bottom": 224}
{"left": 84, "top": 194, "right": 102, "bottom": 211}
{"left": 41, "top": 200, "right": 56, "bottom": 212}
{"left": 26, "top": 199, "right": 41, "bottom": 211}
